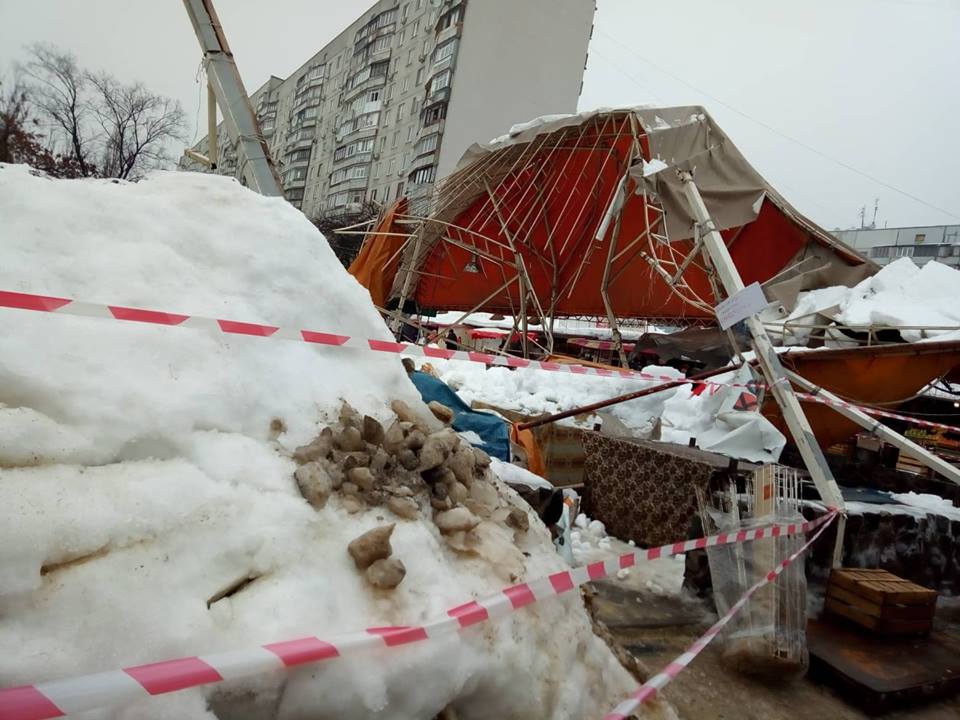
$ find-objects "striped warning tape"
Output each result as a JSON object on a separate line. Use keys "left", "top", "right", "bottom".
{"left": 798, "top": 392, "right": 960, "bottom": 435}
{"left": 0, "top": 289, "right": 757, "bottom": 390}
{"left": 4, "top": 289, "right": 956, "bottom": 436}
{"left": 0, "top": 514, "right": 835, "bottom": 720}
{"left": 604, "top": 511, "right": 838, "bottom": 719}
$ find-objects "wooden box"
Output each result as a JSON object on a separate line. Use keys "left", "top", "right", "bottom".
{"left": 825, "top": 568, "right": 938, "bottom": 636}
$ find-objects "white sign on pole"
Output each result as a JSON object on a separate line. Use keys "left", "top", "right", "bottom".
{"left": 715, "top": 281, "right": 768, "bottom": 330}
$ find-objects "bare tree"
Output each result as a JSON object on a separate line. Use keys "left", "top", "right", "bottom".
{"left": 88, "top": 73, "right": 186, "bottom": 180}
{"left": 20, "top": 44, "right": 97, "bottom": 176}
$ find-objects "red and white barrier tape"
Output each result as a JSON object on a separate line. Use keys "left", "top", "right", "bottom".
{"left": 797, "top": 392, "right": 960, "bottom": 435}
{"left": 5, "top": 289, "right": 954, "bottom": 435}
{"left": 604, "top": 511, "right": 838, "bottom": 719}
{"left": 0, "top": 515, "right": 833, "bottom": 720}
{"left": 0, "top": 289, "right": 757, "bottom": 390}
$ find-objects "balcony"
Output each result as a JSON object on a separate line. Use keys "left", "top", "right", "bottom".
{"left": 342, "top": 72, "right": 387, "bottom": 103}
{"left": 332, "top": 150, "right": 373, "bottom": 167}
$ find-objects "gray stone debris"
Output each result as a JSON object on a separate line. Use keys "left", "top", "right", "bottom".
{"left": 347, "top": 524, "right": 394, "bottom": 569}
{"left": 366, "top": 557, "right": 406, "bottom": 589}
{"left": 387, "top": 495, "right": 419, "bottom": 520}
{"left": 361, "top": 415, "right": 385, "bottom": 445}
{"left": 333, "top": 425, "right": 366, "bottom": 452}
{"left": 434, "top": 507, "right": 481, "bottom": 533}
{"left": 347, "top": 466, "right": 376, "bottom": 491}
{"left": 294, "top": 462, "right": 333, "bottom": 509}
{"left": 428, "top": 401, "right": 455, "bottom": 425}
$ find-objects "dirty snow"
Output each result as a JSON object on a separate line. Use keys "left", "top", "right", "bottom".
{"left": 0, "top": 165, "right": 666, "bottom": 720}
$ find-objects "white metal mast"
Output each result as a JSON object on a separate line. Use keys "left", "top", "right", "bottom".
{"left": 182, "top": 0, "right": 284, "bottom": 197}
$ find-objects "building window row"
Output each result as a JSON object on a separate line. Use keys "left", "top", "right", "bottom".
{"left": 437, "top": 5, "right": 463, "bottom": 32}
{"left": 433, "top": 38, "right": 458, "bottom": 66}
{"left": 330, "top": 163, "right": 370, "bottom": 185}
{"left": 328, "top": 189, "right": 366, "bottom": 208}
{"left": 415, "top": 132, "right": 439, "bottom": 156}
{"left": 871, "top": 244, "right": 956, "bottom": 259}
{"left": 422, "top": 103, "right": 447, "bottom": 127}
{"left": 355, "top": 8, "right": 397, "bottom": 43}
{"left": 333, "top": 137, "right": 375, "bottom": 162}
{"left": 337, "top": 111, "right": 380, "bottom": 137}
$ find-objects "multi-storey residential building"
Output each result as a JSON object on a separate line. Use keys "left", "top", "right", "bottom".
{"left": 834, "top": 224, "right": 960, "bottom": 269}
{"left": 181, "top": 0, "right": 595, "bottom": 217}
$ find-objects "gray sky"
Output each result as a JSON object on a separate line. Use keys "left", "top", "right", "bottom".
{"left": 1, "top": 0, "right": 958, "bottom": 229}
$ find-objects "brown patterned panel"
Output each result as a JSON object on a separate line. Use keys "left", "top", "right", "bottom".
{"left": 582, "top": 434, "right": 715, "bottom": 547}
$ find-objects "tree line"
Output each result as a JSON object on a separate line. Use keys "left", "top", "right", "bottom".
{"left": 0, "top": 44, "right": 187, "bottom": 180}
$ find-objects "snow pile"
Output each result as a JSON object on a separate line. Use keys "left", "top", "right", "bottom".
{"left": 571, "top": 515, "right": 684, "bottom": 596}
{"left": 436, "top": 360, "right": 785, "bottom": 463}
{"left": 890, "top": 491, "right": 960, "bottom": 521}
{"left": 429, "top": 310, "right": 669, "bottom": 341}
{"left": 0, "top": 165, "right": 665, "bottom": 720}
{"left": 782, "top": 258, "right": 960, "bottom": 343}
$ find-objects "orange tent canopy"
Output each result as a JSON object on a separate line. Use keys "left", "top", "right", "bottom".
{"left": 354, "top": 108, "right": 873, "bottom": 321}
{"left": 348, "top": 198, "right": 407, "bottom": 308}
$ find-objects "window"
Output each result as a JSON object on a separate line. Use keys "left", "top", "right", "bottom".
{"left": 393, "top": 130, "right": 400, "bottom": 148}
{"left": 895, "top": 246, "right": 914, "bottom": 257}
{"left": 388, "top": 158, "right": 396, "bottom": 175}
{"left": 416, "top": 67, "right": 425, "bottom": 85}
{"left": 379, "top": 136, "right": 387, "bottom": 153}
{"left": 371, "top": 35, "right": 392, "bottom": 53}
{"left": 371, "top": 188, "right": 378, "bottom": 201}
{"left": 871, "top": 246, "right": 891, "bottom": 258}
{"left": 402, "top": 76, "right": 410, "bottom": 92}
{"left": 415, "top": 133, "right": 438, "bottom": 155}
{"left": 434, "top": 39, "right": 457, "bottom": 63}
{"left": 422, "top": 103, "right": 446, "bottom": 126}
{"left": 915, "top": 233, "right": 926, "bottom": 243}
{"left": 402, "top": 3, "right": 408, "bottom": 20}
{"left": 374, "top": 162, "right": 381, "bottom": 178}
{"left": 398, "top": 29, "right": 406, "bottom": 45}
{"left": 410, "top": 165, "right": 436, "bottom": 185}
{"left": 407, "top": 49, "right": 414, "bottom": 65}
{"left": 438, "top": 6, "right": 462, "bottom": 31}
{"left": 397, "top": 103, "right": 405, "bottom": 122}
{"left": 411, "top": 96, "right": 420, "bottom": 116}
{"left": 369, "top": 89, "right": 380, "bottom": 102}
{"left": 396, "top": 181, "right": 405, "bottom": 198}
{"left": 330, "top": 163, "right": 369, "bottom": 185}
{"left": 431, "top": 70, "right": 451, "bottom": 91}
{"left": 407, "top": 126, "right": 416, "bottom": 142}
{"left": 370, "top": 60, "right": 389, "bottom": 77}
{"left": 913, "top": 245, "right": 940, "bottom": 257}
{"left": 413, "top": 20, "right": 420, "bottom": 35}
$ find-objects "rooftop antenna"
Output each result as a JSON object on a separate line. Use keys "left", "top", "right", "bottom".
{"left": 871, "top": 198, "right": 879, "bottom": 229}
{"left": 858, "top": 205, "right": 866, "bottom": 229}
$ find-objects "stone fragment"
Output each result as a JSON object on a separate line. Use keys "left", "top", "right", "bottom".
{"left": 369, "top": 448, "right": 392, "bottom": 475}
{"left": 340, "top": 481, "right": 360, "bottom": 497}
{"left": 292, "top": 433, "right": 332, "bottom": 464}
{"left": 444, "top": 530, "right": 472, "bottom": 553}
{"left": 341, "top": 495, "right": 365, "bottom": 514}
{"left": 397, "top": 448, "right": 419, "bottom": 471}
{"left": 464, "top": 498, "right": 493, "bottom": 519}
{"left": 430, "top": 497, "right": 453, "bottom": 511}
{"left": 294, "top": 462, "right": 333, "bottom": 509}
{"left": 334, "top": 426, "right": 365, "bottom": 452}
{"left": 347, "top": 524, "right": 394, "bottom": 569}
{"left": 339, "top": 402, "right": 361, "bottom": 429}
{"left": 341, "top": 451, "right": 371, "bottom": 470}
{"left": 391, "top": 400, "right": 431, "bottom": 432}
{"left": 366, "top": 557, "right": 406, "bottom": 589}
{"left": 447, "top": 446, "right": 476, "bottom": 485}
{"left": 404, "top": 429, "right": 427, "bottom": 452}
{"left": 448, "top": 481, "right": 469, "bottom": 505}
{"left": 428, "top": 401, "right": 455, "bottom": 424}
{"left": 434, "top": 507, "right": 481, "bottom": 533}
{"left": 472, "top": 447, "right": 492, "bottom": 468}
{"left": 383, "top": 420, "right": 405, "bottom": 454}
{"left": 347, "top": 466, "right": 376, "bottom": 491}
{"left": 506, "top": 507, "right": 530, "bottom": 532}
{"left": 361, "top": 415, "right": 385, "bottom": 445}
{"left": 418, "top": 430, "right": 459, "bottom": 471}
{"left": 387, "top": 495, "right": 420, "bottom": 520}
{"left": 469, "top": 480, "right": 499, "bottom": 511}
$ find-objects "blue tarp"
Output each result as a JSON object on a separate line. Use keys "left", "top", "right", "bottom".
{"left": 408, "top": 370, "right": 511, "bottom": 461}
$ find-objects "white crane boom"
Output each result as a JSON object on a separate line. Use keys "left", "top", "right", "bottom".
{"left": 182, "top": 0, "right": 284, "bottom": 197}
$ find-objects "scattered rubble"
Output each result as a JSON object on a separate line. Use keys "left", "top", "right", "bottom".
{"left": 428, "top": 400, "right": 455, "bottom": 424}
{"left": 292, "top": 400, "right": 533, "bottom": 582}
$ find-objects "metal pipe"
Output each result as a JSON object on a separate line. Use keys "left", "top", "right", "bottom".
{"left": 207, "top": 81, "right": 218, "bottom": 169}
{"left": 516, "top": 363, "right": 740, "bottom": 431}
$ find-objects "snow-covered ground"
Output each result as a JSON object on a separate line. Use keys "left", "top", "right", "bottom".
{"left": 0, "top": 165, "right": 670, "bottom": 720}
{"left": 429, "top": 310, "right": 669, "bottom": 341}
{"left": 778, "top": 257, "right": 960, "bottom": 345}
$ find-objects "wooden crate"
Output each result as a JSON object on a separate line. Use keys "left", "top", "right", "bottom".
{"left": 826, "top": 568, "right": 937, "bottom": 636}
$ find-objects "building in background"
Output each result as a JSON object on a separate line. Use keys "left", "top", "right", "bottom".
{"left": 834, "top": 225, "right": 960, "bottom": 269}
{"left": 181, "top": 0, "right": 595, "bottom": 217}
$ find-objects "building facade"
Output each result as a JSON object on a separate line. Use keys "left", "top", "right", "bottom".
{"left": 182, "top": 0, "right": 595, "bottom": 217}
{"left": 834, "top": 224, "right": 960, "bottom": 269}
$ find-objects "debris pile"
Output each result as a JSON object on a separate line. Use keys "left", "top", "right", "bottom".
{"left": 294, "top": 400, "right": 533, "bottom": 583}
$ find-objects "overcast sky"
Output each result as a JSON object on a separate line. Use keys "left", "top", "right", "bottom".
{"left": 1, "top": 0, "right": 958, "bottom": 230}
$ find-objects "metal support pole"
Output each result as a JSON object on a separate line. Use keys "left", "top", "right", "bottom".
{"left": 678, "top": 171, "right": 846, "bottom": 566}
{"left": 785, "top": 370, "right": 960, "bottom": 486}
{"left": 207, "top": 82, "right": 218, "bottom": 169}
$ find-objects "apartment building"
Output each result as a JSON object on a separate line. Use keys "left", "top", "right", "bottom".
{"left": 834, "top": 224, "right": 960, "bottom": 269}
{"left": 181, "top": 0, "right": 595, "bottom": 217}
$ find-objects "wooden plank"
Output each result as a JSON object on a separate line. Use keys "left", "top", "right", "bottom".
{"left": 880, "top": 603, "right": 937, "bottom": 622}
{"left": 858, "top": 580, "right": 938, "bottom": 606}
{"left": 827, "top": 585, "right": 882, "bottom": 618}
{"left": 825, "top": 596, "right": 879, "bottom": 630}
